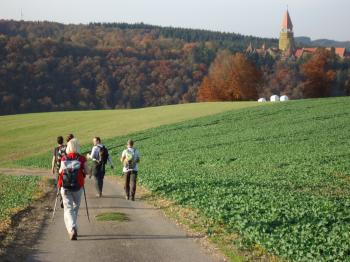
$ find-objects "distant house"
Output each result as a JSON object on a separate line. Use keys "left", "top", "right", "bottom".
{"left": 246, "top": 42, "right": 280, "bottom": 58}
{"left": 294, "top": 47, "right": 348, "bottom": 59}
{"left": 246, "top": 10, "right": 349, "bottom": 59}
{"left": 333, "top": 48, "right": 347, "bottom": 58}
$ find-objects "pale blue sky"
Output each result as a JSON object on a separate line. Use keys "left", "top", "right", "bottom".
{"left": 1, "top": 0, "right": 349, "bottom": 41}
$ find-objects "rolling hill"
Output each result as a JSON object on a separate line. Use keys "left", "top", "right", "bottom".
{"left": 296, "top": 36, "right": 350, "bottom": 49}
{"left": 16, "top": 96, "right": 350, "bottom": 261}
{"left": 0, "top": 101, "right": 258, "bottom": 167}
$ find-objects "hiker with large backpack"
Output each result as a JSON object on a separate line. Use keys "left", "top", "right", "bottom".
{"left": 87, "top": 137, "right": 114, "bottom": 197}
{"left": 120, "top": 139, "right": 140, "bottom": 201}
{"left": 58, "top": 138, "right": 90, "bottom": 240}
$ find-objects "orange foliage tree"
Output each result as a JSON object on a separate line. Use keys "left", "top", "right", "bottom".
{"left": 300, "top": 49, "right": 336, "bottom": 98}
{"left": 197, "top": 51, "right": 261, "bottom": 101}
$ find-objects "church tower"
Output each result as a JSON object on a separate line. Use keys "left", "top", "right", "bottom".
{"left": 279, "top": 10, "right": 295, "bottom": 51}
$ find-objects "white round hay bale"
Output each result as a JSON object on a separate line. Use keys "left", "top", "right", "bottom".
{"left": 270, "top": 95, "right": 280, "bottom": 102}
{"left": 258, "top": 98, "right": 267, "bottom": 102}
{"left": 280, "top": 95, "right": 289, "bottom": 102}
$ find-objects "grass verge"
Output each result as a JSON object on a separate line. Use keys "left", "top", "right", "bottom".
{"left": 0, "top": 174, "right": 52, "bottom": 241}
{"left": 95, "top": 212, "right": 129, "bottom": 222}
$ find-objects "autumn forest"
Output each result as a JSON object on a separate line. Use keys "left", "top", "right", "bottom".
{"left": 0, "top": 20, "right": 349, "bottom": 115}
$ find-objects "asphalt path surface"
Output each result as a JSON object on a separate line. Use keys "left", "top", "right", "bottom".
{"left": 19, "top": 175, "right": 224, "bottom": 262}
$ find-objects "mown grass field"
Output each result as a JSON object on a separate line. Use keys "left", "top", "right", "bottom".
{"left": 7, "top": 97, "right": 350, "bottom": 261}
{"left": 0, "top": 102, "right": 257, "bottom": 167}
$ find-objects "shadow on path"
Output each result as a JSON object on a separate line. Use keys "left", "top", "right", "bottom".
{"left": 88, "top": 206, "right": 158, "bottom": 210}
{"left": 78, "top": 234, "right": 204, "bottom": 241}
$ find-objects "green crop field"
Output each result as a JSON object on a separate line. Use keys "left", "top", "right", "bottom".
{"left": 7, "top": 97, "right": 350, "bottom": 261}
{"left": 137, "top": 97, "right": 350, "bottom": 261}
{"left": 0, "top": 174, "right": 40, "bottom": 222}
{"left": 0, "top": 102, "right": 257, "bottom": 167}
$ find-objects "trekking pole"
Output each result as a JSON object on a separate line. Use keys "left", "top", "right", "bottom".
{"left": 51, "top": 187, "right": 60, "bottom": 222}
{"left": 83, "top": 186, "right": 90, "bottom": 222}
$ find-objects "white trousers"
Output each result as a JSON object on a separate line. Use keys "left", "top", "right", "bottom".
{"left": 60, "top": 187, "right": 83, "bottom": 233}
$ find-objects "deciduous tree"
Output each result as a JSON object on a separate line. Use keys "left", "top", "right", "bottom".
{"left": 301, "top": 49, "right": 336, "bottom": 98}
{"left": 197, "top": 51, "right": 261, "bottom": 101}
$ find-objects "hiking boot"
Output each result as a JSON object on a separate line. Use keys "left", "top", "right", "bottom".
{"left": 131, "top": 196, "right": 135, "bottom": 201}
{"left": 70, "top": 227, "right": 77, "bottom": 240}
{"left": 125, "top": 195, "right": 129, "bottom": 200}
{"left": 69, "top": 230, "right": 77, "bottom": 240}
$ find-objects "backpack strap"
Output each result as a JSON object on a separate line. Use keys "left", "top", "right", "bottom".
{"left": 97, "top": 145, "right": 108, "bottom": 165}
{"left": 66, "top": 154, "right": 79, "bottom": 161}
{"left": 97, "top": 145, "right": 104, "bottom": 156}
{"left": 133, "top": 148, "right": 138, "bottom": 160}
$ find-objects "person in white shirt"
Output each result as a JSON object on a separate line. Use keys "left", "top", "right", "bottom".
{"left": 87, "top": 137, "right": 113, "bottom": 197}
{"left": 120, "top": 139, "right": 140, "bottom": 201}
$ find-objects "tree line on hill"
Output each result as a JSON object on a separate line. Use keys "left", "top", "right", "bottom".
{"left": 0, "top": 20, "right": 275, "bottom": 115}
{"left": 0, "top": 20, "right": 349, "bottom": 115}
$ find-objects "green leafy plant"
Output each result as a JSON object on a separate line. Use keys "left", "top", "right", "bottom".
{"left": 0, "top": 174, "right": 40, "bottom": 221}
{"left": 17, "top": 97, "right": 350, "bottom": 261}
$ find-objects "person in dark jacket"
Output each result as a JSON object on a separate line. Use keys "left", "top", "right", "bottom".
{"left": 87, "top": 137, "right": 113, "bottom": 197}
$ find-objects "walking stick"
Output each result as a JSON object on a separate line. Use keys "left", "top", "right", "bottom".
{"left": 51, "top": 187, "right": 60, "bottom": 222}
{"left": 83, "top": 186, "right": 90, "bottom": 222}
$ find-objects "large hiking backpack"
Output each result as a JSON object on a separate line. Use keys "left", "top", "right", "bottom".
{"left": 55, "top": 145, "right": 66, "bottom": 171}
{"left": 61, "top": 155, "right": 81, "bottom": 190}
{"left": 98, "top": 145, "right": 109, "bottom": 165}
{"left": 124, "top": 148, "right": 138, "bottom": 170}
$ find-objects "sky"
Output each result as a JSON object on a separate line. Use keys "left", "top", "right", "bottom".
{"left": 0, "top": 0, "right": 349, "bottom": 41}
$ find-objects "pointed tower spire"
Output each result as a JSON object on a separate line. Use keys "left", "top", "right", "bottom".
{"left": 279, "top": 9, "right": 295, "bottom": 51}
{"left": 281, "top": 10, "right": 293, "bottom": 31}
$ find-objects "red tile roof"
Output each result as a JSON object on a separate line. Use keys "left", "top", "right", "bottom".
{"left": 294, "top": 47, "right": 348, "bottom": 59}
{"left": 303, "top": 48, "right": 317, "bottom": 52}
{"left": 334, "top": 48, "right": 346, "bottom": 57}
{"left": 324, "top": 48, "right": 346, "bottom": 57}
{"left": 295, "top": 48, "right": 304, "bottom": 58}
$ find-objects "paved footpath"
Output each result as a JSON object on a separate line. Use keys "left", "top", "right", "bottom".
{"left": 18, "top": 175, "right": 225, "bottom": 262}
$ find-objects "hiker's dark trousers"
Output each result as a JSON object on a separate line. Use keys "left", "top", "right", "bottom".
{"left": 92, "top": 163, "right": 105, "bottom": 194}
{"left": 124, "top": 171, "right": 138, "bottom": 198}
